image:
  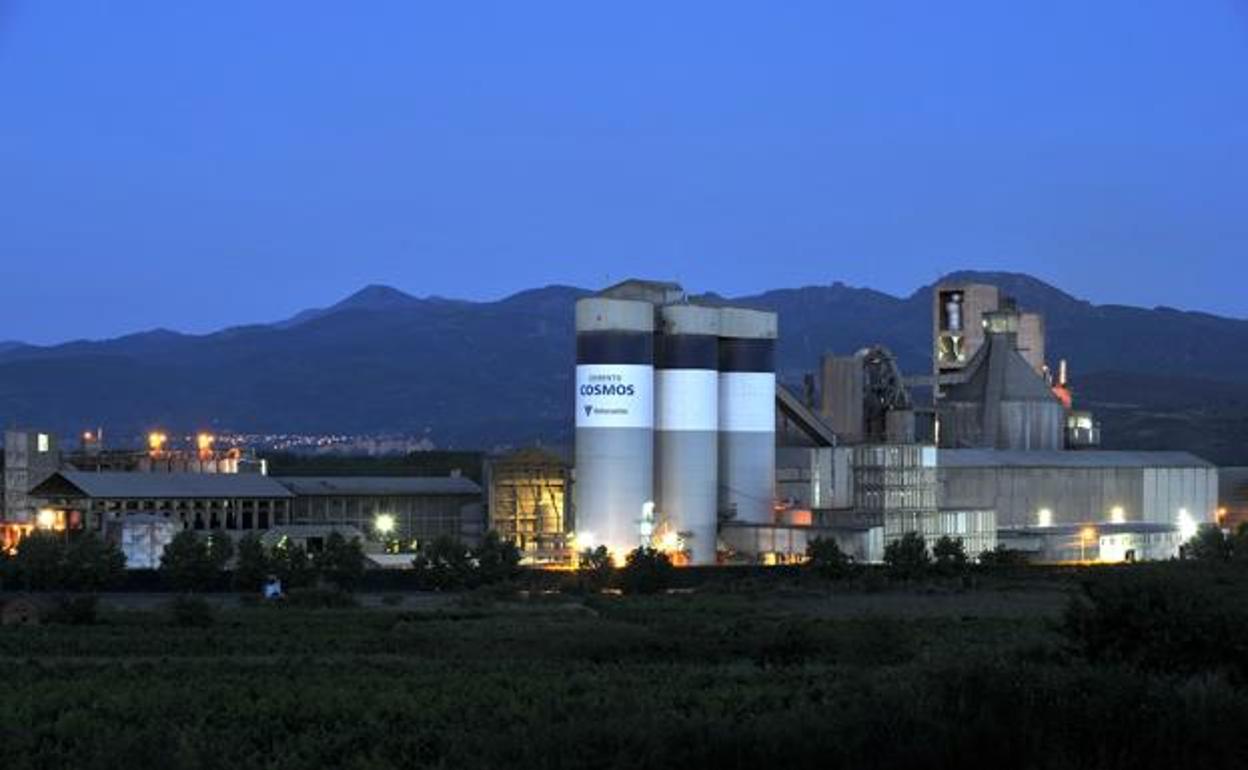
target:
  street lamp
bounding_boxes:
[374,513,396,536]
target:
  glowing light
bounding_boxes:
[1110,506,1126,524]
[147,432,168,453]
[610,550,627,568]
[1081,527,1097,542]
[575,531,596,550]
[658,530,681,552]
[374,514,396,535]
[1038,508,1053,527]
[1178,508,1197,541]
[35,509,57,530]
[196,432,215,457]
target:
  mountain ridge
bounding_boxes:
[1,271,1245,462]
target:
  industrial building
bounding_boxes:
[278,475,483,547]
[574,280,777,565]
[484,448,570,563]
[940,449,1216,561]
[28,471,296,534]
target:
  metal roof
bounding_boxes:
[274,476,481,496]
[938,449,1215,470]
[39,470,295,499]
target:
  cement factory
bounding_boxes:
[0,278,1235,567]
[570,278,1222,566]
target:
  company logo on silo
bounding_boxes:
[580,373,635,418]
[576,365,652,428]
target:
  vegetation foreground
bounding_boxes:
[6,563,1248,769]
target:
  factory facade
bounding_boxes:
[571,278,1222,566]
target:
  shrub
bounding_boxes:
[167,595,216,628]
[1062,569,1248,680]
[269,540,315,589]
[1184,524,1231,562]
[411,536,473,590]
[883,532,930,580]
[160,530,217,592]
[9,531,66,591]
[806,537,853,580]
[233,533,269,592]
[380,594,405,607]
[978,543,1029,568]
[932,536,968,575]
[62,533,126,591]
[619,547,673,595]
[316,532,366,591]
[473,531,521,586]
[578,546,615,592]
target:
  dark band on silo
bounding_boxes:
[656,334,718,370]
[576,331,654,366]
[718,338,775,373]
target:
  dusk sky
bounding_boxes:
[1,1,1246,344]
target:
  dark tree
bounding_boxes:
[62,532,126,591]
[619,547,674,595]
[472,531,521,586]
[883,532,930,580]
[233,533,269,592]
[806,537,853,580]
[411,536,473,590]
[317,531,367,591]
[1183,524,1230,562]
[932,536,968,575]
[578,545,615,592]
[160,530,217,592]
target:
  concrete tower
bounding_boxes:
[717,307,778,525]
[654,304,720,564]
[573,297,656,556]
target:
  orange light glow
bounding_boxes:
[196,432,215,459]
[147,431,168,454]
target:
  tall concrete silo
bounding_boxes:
[654,304,720,564]
[574,297,655,556]
[717,307,778,525]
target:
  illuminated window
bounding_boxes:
[1038,508,1053,527]
[37,434,49,453]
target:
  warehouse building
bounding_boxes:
[278,475,484,548]
[28,470,296,534]
[940,449,1217,561]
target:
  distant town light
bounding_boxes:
[1110,506,1126,524]
[147,431,168,454]
[196,432,215,456]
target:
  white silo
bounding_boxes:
[654,304,720,564]
[573,297,655,558]
[717,307,778,525]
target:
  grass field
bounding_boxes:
[4,569,1248,769]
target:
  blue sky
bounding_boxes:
[1,1,1246,343]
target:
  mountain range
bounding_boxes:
[1,271,1246,464]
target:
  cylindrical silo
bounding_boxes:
[718,307,777,525]
[574,297,655,558]
[654,304,719,565]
